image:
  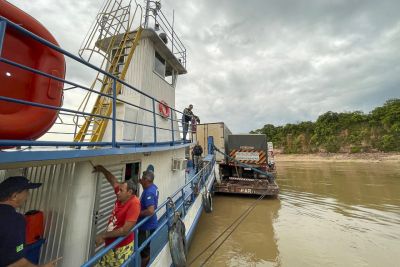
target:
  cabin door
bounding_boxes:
[89,162,141,256]
[125,162,141,196]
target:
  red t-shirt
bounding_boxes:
[105,185,141,248]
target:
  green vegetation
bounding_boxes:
[251,99,400,153]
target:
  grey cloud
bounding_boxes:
[170,0,400,132]
[7,0,400,134]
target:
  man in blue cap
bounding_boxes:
[0,176,60,267]
[138,170,159,267]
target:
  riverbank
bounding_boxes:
[275,152,400,163]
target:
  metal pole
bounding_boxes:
[172,10,174,54]
[171,110,174,144]
[144,0,150,28]
[152,99,157,144]
[0,20,6,56]
[134,229,139,267]
[166,202,172,227]
[208,136,214,155]
[191,180,195,202]
[181,188,185,216]
[112,78,117,147]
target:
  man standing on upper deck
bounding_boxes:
[93,165,141,267]
[138,170,159,267]
[182,104,194,141]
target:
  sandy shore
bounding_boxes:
[275,152,400,163]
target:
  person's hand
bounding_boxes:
[95,234,105,247]
[40,257,62,267]
[93,165,104,173]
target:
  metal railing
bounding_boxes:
[0,15,193,151]
[82,155,216,267]
[144,0,187,68]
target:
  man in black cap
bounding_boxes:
[0,176,60,267]
[182,104,194,141]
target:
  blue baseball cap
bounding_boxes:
[0,176,42,194]
[146,164,155,173]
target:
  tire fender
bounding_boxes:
[202,191,213,213]
[168,212,187,267]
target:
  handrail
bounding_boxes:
[0,14,185,111]
[82,155,216,267]
[0,15,194,150]
[144,1,187,68]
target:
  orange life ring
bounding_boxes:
[0,1,65,142]
[159,100,171,118]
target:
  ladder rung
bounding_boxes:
[76,16,142,144]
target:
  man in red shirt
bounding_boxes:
[93,165,141,267]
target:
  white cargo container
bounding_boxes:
[195,122,232,162]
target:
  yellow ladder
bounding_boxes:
[74,27,143,143]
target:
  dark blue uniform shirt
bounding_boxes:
[0,204,26,266]
[139,184,159,230]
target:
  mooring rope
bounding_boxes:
[188,194,266,266]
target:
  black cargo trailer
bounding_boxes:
[214,133,279,196]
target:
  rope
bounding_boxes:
[199,194,266,266]
[212,145,275,180]
[188,194,266,266]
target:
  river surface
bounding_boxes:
[187,161,400,267]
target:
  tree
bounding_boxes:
[250,98,400,153]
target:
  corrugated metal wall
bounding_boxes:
[0,147,187,265]
[90,163,125,255]
[2,163,77,264]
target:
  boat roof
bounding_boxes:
[96,28,187,75]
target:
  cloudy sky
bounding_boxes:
[8,0,400,133]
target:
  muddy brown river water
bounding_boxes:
[187,161,400,267]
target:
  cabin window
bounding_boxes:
[154,51,166,78]
[154,51,177,86]
[165,67,176,86]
